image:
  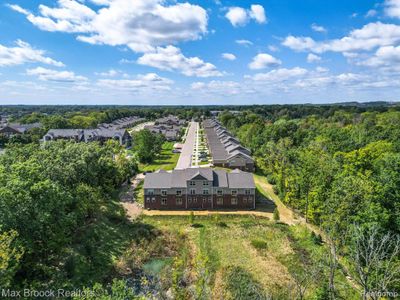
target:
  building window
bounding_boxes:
[217,190,223,196]
[188,197,192,203]
[147,189,154,195]
[151,197,155,203]
[231,190,237,196]
[189,181,196,186]
[203,181,209,186]
[176,198,182,205]
[190,189,196,195]
[231,198,238,205]
[161,198,167,205]
[176,190,182,196]
[203,197,207,203]
[146,197,150,203]
[245,189,251,195]
[193,197,197,203]
[243,197,247,203]
[217,198,223,205]
[203,189,209,195]
[208,198,212,203]
[161,190,167,196]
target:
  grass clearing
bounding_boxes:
[139,141,179,172]
[123,214,359,299]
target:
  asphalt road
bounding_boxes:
[175,121,198,169]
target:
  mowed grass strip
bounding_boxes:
[140,141,180,172]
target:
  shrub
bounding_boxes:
[188,212,194,225]
[251,239,268,250]
[272,186,279,195]
[311,231,323,245]
[273,208,280,221]
[216,222,228,228]
[222,266,269,299]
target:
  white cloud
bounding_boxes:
[311,23,327,33]
[12,0,208,52]
[316,66,329,73]
[119,58,135,64]
[357,45,400,71]
[307,53,321,63]
[236,39,253,46]
[385,0,400,18]
[0,40,64,67]
[191,80,243,95]
[225,7,248,27]
[222,53,236,60]
[248,53,281,70]
[249,5,267,24]
[366,9,378,18]
[95,69,123,77]
[225,4,266,27]
[6,4,29,15]
[268,45,279,52]
[26,67,87,82]
[97,73,172,90]
[283,22,400,54]
[247,67,308,81]
[137,46,222,77]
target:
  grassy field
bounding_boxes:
[111,214,358,299]
[139,141,179,172]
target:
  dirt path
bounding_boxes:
[120,173,144,220]
[253,174,301,226]
[143,209,274,218]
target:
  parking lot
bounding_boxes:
[175,121,198,169]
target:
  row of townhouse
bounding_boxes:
[43,128,131,145]
[42,115,146,145]
[203,119,255,172]
[145,115,187,141]
[143,168,256,210]
[98,116,145,130]
[0,122,42,137]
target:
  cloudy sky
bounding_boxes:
[1,0,400,105]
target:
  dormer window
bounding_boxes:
[189,181,196,186]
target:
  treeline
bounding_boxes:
[220,109,400,234]
[220,108,400,295]
[0,141,137,289]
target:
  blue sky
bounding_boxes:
[0,0,400,105]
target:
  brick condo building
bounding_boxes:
[143,168,256,210]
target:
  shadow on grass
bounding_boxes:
[66,200,157,288]
[255,187,276,213]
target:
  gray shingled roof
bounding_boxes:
[143,167,255,189]
[227,170,255,188]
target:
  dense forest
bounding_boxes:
[0,141,136,290]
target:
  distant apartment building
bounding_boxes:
[203,119,254,172]
[145,115,186,141]
[42,115,145,146]
[0,123,42,137]
[144,168,256,210]
[43,128,131,145]
[98,116,145,130]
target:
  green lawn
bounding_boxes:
[139,141,179,172]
